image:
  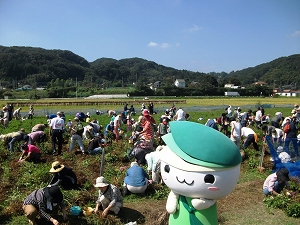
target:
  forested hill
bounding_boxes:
[218,54,300,88]
[0,45,299,89]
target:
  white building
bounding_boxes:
[174,79,186,88]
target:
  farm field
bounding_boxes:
[0,97,299,225]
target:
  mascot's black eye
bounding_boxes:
[204,174,215,184]
[164,165,170,173]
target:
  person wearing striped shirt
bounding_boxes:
[23,186,67,225]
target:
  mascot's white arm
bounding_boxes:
[191,198,216,210]
[166,191,179,214]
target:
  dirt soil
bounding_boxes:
[0,145,294,225]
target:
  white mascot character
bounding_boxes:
[160,121,241,225]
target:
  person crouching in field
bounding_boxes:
[49,161,78,190]
[23,186,67,225]
[263,168,290,196]
[94,176,123,218]
[18,143,41,163]
[123,161,149,196]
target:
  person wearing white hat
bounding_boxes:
[277,146,291,163]
[94,176,123,218]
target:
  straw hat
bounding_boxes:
[49,161,65,173]
[94,176,109,187]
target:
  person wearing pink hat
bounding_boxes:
[143,109,156,125]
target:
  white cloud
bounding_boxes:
[290,30,300,37]
[147,41,179,49]
[147,42,158,47]
[161,43,170,48]
[186,25,201,33]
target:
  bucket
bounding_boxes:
[70,206,82,216]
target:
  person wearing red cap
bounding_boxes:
[143,109,156,125]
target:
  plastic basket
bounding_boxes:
[70,206,82,216]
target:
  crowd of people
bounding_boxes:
[1,101,299,224]
[204,104,300,158]
[203,104,300,198]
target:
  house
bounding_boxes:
[224,84,234,88]
[16,85,32,91]
[190,81,199,85]
[149,81,162,90]
[224,83,241,89]
[252,81,268,86]
[174,79,186,88]
[275,90,300,97]
[153,81,161,88]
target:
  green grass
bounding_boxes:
[0,97,299,225]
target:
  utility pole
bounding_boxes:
[76,77,78,98]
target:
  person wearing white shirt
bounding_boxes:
[174,107,186,121]
[241,126,259,151]
[254,107,262,129]
[50,112,65,155]
[230,117,242,148]
[113,114,123,142]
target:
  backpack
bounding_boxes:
[283,123,290,133]
[73,123,84,136]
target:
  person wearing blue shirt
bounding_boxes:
[205,118,218,130]
[123,162,149,195]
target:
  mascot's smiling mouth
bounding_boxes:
[176,176,194,185]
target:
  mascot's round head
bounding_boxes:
[160,121,241,199]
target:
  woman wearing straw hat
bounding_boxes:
[23,186,67,225]
[94,176,123,218]
[49,161,77,190]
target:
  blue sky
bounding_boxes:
[0,0,299,73]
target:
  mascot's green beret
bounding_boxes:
[162,121,241,168]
